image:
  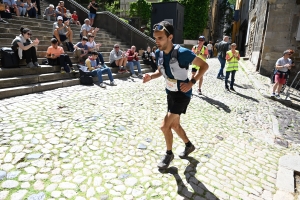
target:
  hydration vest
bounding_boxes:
[225,50,239,71]
[158,44,189,81]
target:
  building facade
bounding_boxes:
[245,0,300,82]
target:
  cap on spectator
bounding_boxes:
[57,16,63,21]
[199,36,205,40]
[51,38,58,44]
[49,4,54,8]
[73,11,76,13]
[82,36,88,41]
[114,44,119,48]
[84,18,90,22]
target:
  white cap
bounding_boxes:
[57,16,63,21]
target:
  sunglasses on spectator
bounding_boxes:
[27,33,32,36]
[153,24,170,35]
[114,47,119,48]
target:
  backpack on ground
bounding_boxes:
[65,42,74,52]
[78,64,93,85]
[1,47,20,68]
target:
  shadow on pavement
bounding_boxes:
[159,157,219,200]
[231,91,259,103]
[193,94,231,113]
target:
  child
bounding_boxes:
[66,10,72,21]
[71,11,81,26]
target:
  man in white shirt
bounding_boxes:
[80,18,99,39]
[207,41,213,58]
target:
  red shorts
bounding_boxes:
[275,73,286,84]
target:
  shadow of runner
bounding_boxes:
[159,157,219,200]
[231,91,259,102]
[193,94,231,113]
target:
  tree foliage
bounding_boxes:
[179,0,210,39]
[129,0,151,24]
[228,0,236,6]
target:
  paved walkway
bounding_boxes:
[0,58,299,200]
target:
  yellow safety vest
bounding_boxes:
[192,45,206,70]
[225,50,239,71]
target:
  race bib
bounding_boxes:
[166,78,178,92]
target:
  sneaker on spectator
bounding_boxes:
[60,67,66,73]
[33,62,39,67]
[131,74,138,78]
[110,81,117,86]
[118,70,123,74]
[99,83,106,88]
[71,67,75,73]
[27,62,35,68]
[275,94,281,99]
[138,73,143,77]
[157,153,174,170]
[271,93,275,97]
[178,145,195,158]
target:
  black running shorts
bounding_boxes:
[167,92,191,115]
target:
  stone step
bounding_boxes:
[0,44,128,52]
[0,33,118,42]
[0,68,152,99]
[0,63,151,78]
[0,38,124,46]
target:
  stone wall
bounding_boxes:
[247,0,300,84]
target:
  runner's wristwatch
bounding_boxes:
[191,79,196,84]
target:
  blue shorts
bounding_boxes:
[53,34,67,42]
[89,13,96,19]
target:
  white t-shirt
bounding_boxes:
[86,41,96,48]
[81,24,92,33]
[276,57,292,72]
[207,44,212,50]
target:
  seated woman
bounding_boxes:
[86,33,105,66]
[11,27,39,68]
[26,0,38,18]
[16,0,27,17]
[46,38,75,73]
[142,46,157,72]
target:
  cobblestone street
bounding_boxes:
[0,58,299,200]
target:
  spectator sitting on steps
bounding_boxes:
[73,36,89,63]
[16,0,27,17]
[11,27,40,68]
[3,0,20,16]
[86,33,105,66]
[86,51,117,88]
[53,16,73,46]
[65,10,71,21]
[46,38,75,73]
[80,18,99,39]
[56,1,68,21]
[126,45,142,78]
[26,0,38,18]
[71,11,81,26]
[44,4,56,21]
[142,46,157,72]
[109,44,128,74]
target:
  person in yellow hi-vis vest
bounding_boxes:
[191,36,208,95]
[225,43,240,92]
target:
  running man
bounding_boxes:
[143,21,209,170]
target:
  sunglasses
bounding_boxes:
[153,24,170,35]
[114,47,119,48]
[27,33,32,36]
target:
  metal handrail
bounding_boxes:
[285,71,300,100]
[66,0,89,14]
[97,11,155,44]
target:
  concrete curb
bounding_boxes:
[274,155,300,200]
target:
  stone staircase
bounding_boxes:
[0,1,152,99]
